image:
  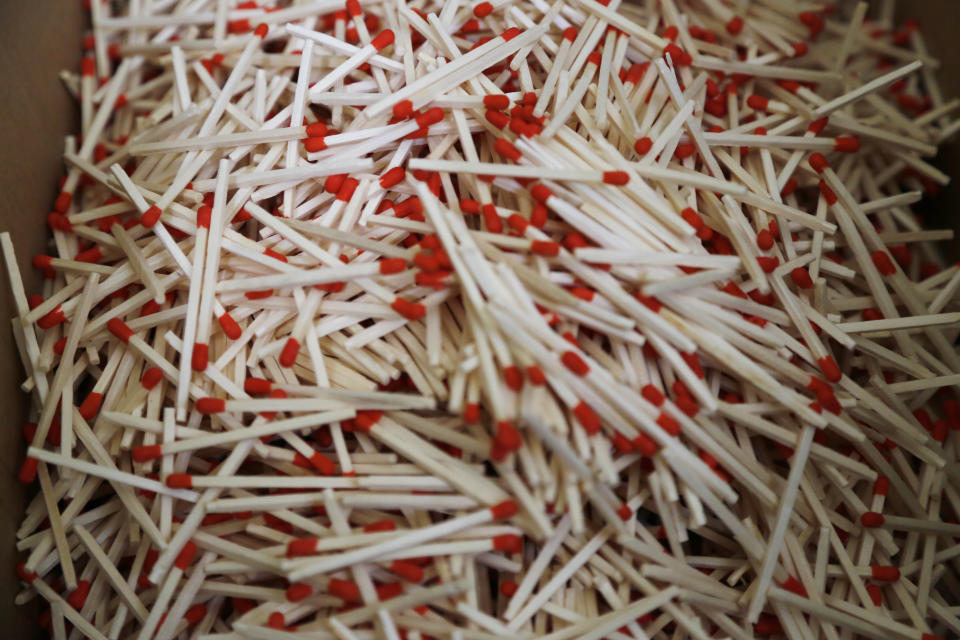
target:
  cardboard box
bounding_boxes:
[1,3,84,637]
[0,2,955,637]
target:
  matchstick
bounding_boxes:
[4,1,960,639]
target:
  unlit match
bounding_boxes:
[4,1,960,639]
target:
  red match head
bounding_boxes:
[174,541,198,570]
[492,534,522,553]
[490,500,518,519]
[196,397,226,414]
[166,473,193,489]
[287,538,319,557]
[132,444,162,463]
[860,511,885,528]
[286,583,314,602]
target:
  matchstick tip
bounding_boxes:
[107,317,134,343]
[833,136,859,153]
[602,170,629,186]
[191,342,209,371]
[32,255,53,270]
[196,397,226,414]
[641,385,665,407]
[663,43,691,66]
[285,583,314,602]
[392,100,414,120]
[244,377,273,395]
[807,117,829,135]
[817,179,838,205]
[870,566,900,581]
[74,246,103,264]
[483,94,511,111]
[481,203,502,233]
[185,604,207,625]
[328,578,361,602]
[657,412,682,436]
[725,16,744,35]
[816,356,842,383]
[78,392,104,420]
[217,312,242,339]
[141,366,164,390]
[873,476,890,496]
[530,184,553,203]
[495,420,522,451]
[379,166,405,189]
[493,139,521,162]
[17,457,39,484]
[860,511,885,528]
[490,500,518,519]
[363,519,396,533]
[500,27,521,42]
[279,338,301,367]
[572,401,601,435]
[309,451,336,475]
[612,432,633,454]
[492,534,522,553]
[371,29,394,51]
[530,204,548,228]
[463,403,480,424]
[809,153,830,173]
[166,473,193,489]
[287,538,320,557]
[47,213,72,232]
[507,213,529,234]
[530,240,560,258]
[354,409,383,432]
[260,388,286,420]
[870,251,896,276]
[790,267,814,289]
[196,205,212,229]
[503,365,523,391]
[132,444,162,462]
[336,178,360,202]
[632,433,659,457]
[781,177,798,197]
[54,190,72,213]
[391,298,426,321]
[304,122,327,138]
[560,351,590,377]
[174,541,198,570]
[755,229,775,251]
[15,563,37,584]
[141,205,162,227]
[473,1,493,18]
[304,136,327,153]
[390,560,425,582]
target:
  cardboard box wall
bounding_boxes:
[0,1,956,637]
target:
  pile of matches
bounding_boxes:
[7,0,960,637]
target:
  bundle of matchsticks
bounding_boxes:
[4,0,960,637]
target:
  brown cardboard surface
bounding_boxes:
[0,2,956,637]
[0,2,84,636]
[895,2,960,258]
